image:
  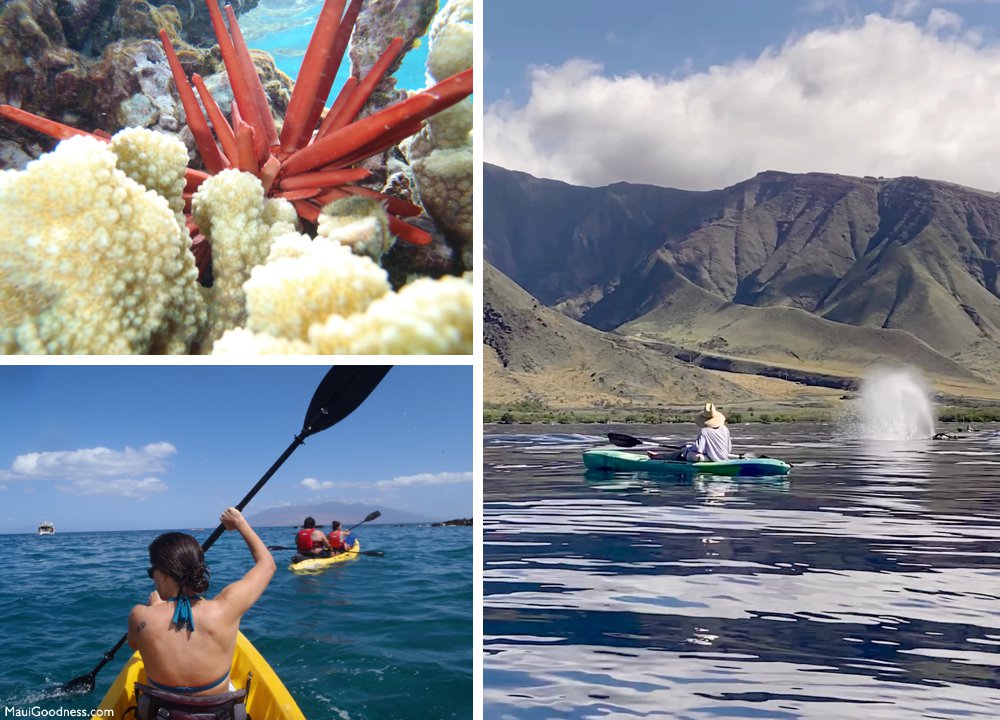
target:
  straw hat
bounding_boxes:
[698,402,726,429]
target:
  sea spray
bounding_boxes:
[847,367,936,440]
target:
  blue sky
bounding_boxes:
[0,365,472,533]
[485,0,1000,191]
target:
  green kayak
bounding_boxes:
[583,448,791,477]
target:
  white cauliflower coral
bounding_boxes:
[426,0,473,84]
[210,232,472,355]
[192,170,296,344]
[210,327,311,355]
[242,233,390,342]
[0,133,205,354]
[309,274,474,354]
[110,128,188,222]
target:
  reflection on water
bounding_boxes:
[484,423,1000,719]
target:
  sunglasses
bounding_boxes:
[147,566,156,579]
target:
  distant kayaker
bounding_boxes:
[680,402,733,462]
[127,507,275,719]
[328,520,352,553]
[293,516,332,563]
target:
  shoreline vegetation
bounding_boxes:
[484,399,1000,425]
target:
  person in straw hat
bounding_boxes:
[680,402,732,462]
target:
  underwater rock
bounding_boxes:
[147,0,260,47]
[317,196,394,264]
[349,0,437,114]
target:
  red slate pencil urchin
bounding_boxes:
[0,0,473,267]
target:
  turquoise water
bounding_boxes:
[485,424,1000,719]
[0,524,471,719]
[239,0,432,89]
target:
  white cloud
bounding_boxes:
[298,471,474,492]
[57,477,167,499]
[5,443,175,480]
[485,13,1000,191]
[0,443,174,499]
[301,477,336,491]
[375,471,473,488]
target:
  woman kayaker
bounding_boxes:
[680,402,732,462]
[327,520,352,553]
[127,507,275,719]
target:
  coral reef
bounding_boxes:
[0,133,205,353]
[0,0,475,355]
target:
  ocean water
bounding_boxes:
[484,423,1000,719]
[0,523,471,719]
[239,0,432,89]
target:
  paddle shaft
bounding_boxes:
[607,432,682,450]
[61,366,390,694]
[202,432,306,551]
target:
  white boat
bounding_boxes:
[37,521,55,536]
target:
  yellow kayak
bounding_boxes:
[90,631,305,720]
[289,540,361,574]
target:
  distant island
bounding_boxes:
[248,501,433,527]
[432,518,473,526]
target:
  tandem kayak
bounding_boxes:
[583,448,791,476]
[289,540,361,573]
[91,631,305,720]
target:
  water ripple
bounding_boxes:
[485,422,1000,719]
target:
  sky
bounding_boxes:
[485,0,1000,191]
[0,365,472,533]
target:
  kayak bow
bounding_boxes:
[289,540,361,574]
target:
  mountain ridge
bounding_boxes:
[484,163,1000,400]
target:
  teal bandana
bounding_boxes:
[167,596,196,632]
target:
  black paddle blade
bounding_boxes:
[360,550,384,557]
[302,366,391,438]
[608,432,643,448]
[364,510,381,523]
[57,672,95,695]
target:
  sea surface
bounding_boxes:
[0,524,471,719]
[484,422,1000,719]
[239,0,431,89]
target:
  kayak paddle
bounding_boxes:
[57,365,391,696]
[607,432,681,449]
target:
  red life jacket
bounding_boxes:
[328,530,348,550]
[296,528,323,552]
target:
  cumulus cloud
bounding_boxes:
[301,477,336,491]
[375,471,473,488]
[485,12,1000,191]
[6,443,175,480]
[0,443,174,499]
[298,471,473,491]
